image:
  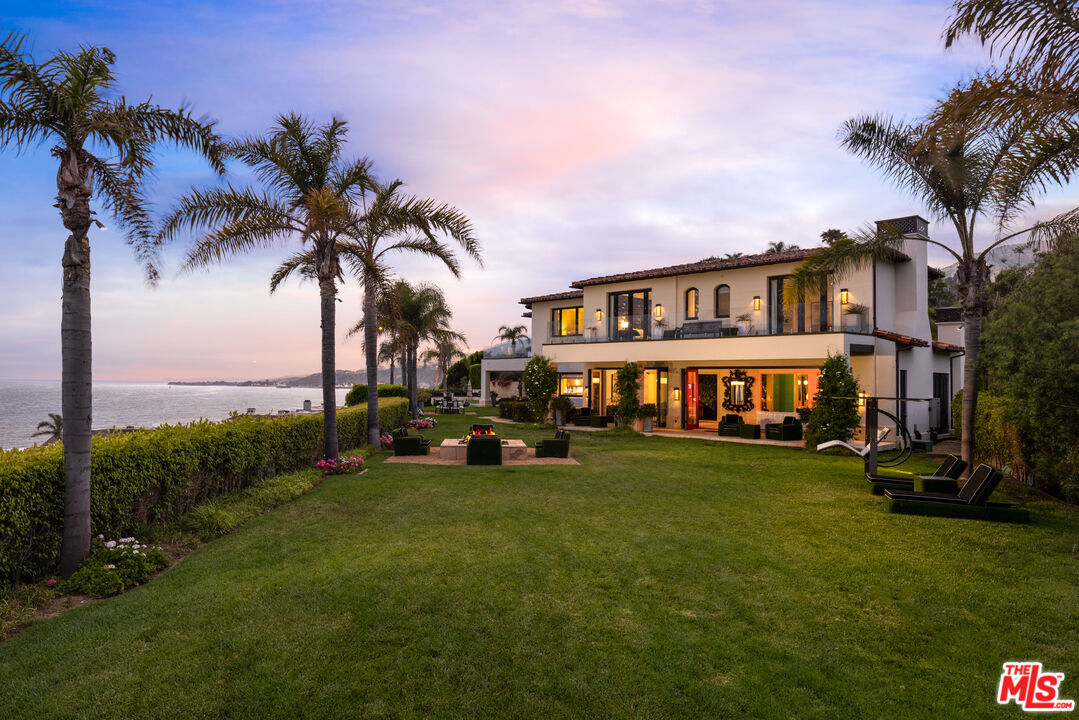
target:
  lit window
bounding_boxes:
[552,307,583,336]
[686,288,699,320]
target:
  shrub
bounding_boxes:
[0,399,409,585]
[523,355,559,422]
[803,352,861,449]
[469,363,482,389]
[511,402,535,423]
[345,384,411,406]
[65,537,169,597]
[638,403,657,419]
[613,362,641,427]
[315,456,366,476]
[952,389,963,442]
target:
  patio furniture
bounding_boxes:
[765,416,802,441]
[589,414,608,428]
[573,408,592,427]
[536,429,571,458]
[393,429,431,456]
[738,422,760,439]
[867,454,966,495]
[883,464,1029,522]
[466,435,503,465]
[718,414,741,437]
[470,423,495,435]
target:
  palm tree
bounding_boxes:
[161,114,373,462]
[0,36,224,576]
[421,329,467,398]
[337,178,479,442]
[393,282,456,417]
[789,75,1079,467]
[724,251,744,259]
[379,339,402,385]
[765,241,800,254]
[496,324,528,355]
[31,413,63,445]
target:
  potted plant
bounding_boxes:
[843,302,869,331]
[638,403,657,432]
[736,311,754,335]
[551,394,575,427]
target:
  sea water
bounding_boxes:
[0,380,349,450]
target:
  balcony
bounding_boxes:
[483,341,531,359]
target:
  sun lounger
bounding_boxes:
[817,427,892,455]
[867,454,965,495]
[882,464,1029,522]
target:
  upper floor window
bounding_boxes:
[686,288,699,320]
[714,284,730,318]
[552,306,583,336]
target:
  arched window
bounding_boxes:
[715,284,730,318]
[686,288,699,320]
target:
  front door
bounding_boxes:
[686,368,699,429]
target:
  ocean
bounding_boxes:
[0,380,349,450]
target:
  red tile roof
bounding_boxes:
[873,329,930,348]
[933,340,963,352]
[519,290,584,307]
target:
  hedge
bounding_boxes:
[345,383,410,406]
[0,398,408,586]
[469,364,481,389]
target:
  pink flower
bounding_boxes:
[46,579,57,586]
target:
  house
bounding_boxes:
[514,215,962,436]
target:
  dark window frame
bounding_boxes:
[551,306,583,337]
[714,284,730,319]
[685,287,699,320]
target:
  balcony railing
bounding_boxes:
[483,343,532,359]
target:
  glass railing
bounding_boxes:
[482,343,532,359]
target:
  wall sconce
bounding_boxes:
[654,304,663,319]
[595,309,603,322]
[857,392,866,409]
[840,288,849,305]
[591,375,600,384]
[753,296,761,311]
[673,388,681,401]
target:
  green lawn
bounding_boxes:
[2,410,1077,719]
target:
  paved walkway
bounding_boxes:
[642,429,804,448]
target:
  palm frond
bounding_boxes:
[944,0,1079,77]
[786,225,908,305]
[159,185,299,243]
[181,215,296,271]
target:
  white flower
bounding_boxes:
[132,550,139,554]
[97,534,104,539]
[106,564,115,569]
[119,537,135,543]
[105,541,116,548]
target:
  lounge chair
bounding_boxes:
[536,429,570,458]
[867,454,966,495]
[573,408,592,427]
[765,416,802,441]
[393,428,430,456]
[718,414,741,437]
[466,435,502,465]
[817,427,892,455]
[882,464,1029,522]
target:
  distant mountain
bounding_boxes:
[170,365,440,388]
[940,242,1037,280]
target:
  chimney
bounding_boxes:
[875,215,929,237]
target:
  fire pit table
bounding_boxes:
[439,437,528,462]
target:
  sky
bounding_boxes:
[1,0,1076,381]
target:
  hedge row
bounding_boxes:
[0,398,409,585]
[344,383,409,406]
[497,400,535,423]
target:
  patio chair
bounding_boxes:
[573,408,592,427]
[589,414,609,428]
[866,454,966,495]
[466,435,502,465]
[536,429,571,458]
[765,416,802,441]
[718,414,741,437]
[393,430,430,456]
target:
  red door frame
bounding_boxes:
[686,368,699,430]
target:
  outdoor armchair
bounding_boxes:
[393,432,431,456]
[466,435,503,465]
[718,414,741,437]
[765,416,802,441]
[536,429,571,458]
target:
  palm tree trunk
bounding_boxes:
[409,342,419,418]
[319,276,339,460]
[389,357,395,385]
[363,271,380,447]
[57,169,93,579]
[957,258,989,471]
[443,360,449,399]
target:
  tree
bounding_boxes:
[982,235,1079,501]
[765,241,800,253]
[162,114,369,463]
[788,74,1079,467]
[522,355,558,423]
[802,353,862,449]
[31,413,63,445]
[421,329,466,398]
[390,280,455,417]
[446,349,483,393]
[495,324,529,354]
[337,178,479,443]
[613,362,642,428]
[0,36,224,576]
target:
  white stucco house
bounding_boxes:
[516,216,963,436]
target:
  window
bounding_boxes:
[608,289,651,340]
[768,276,832,334]
[551,307,582,336]
[685,288,699,320]
[714,284,730,318]
[761,372,811,412]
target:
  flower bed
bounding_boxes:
[315,456,366,476]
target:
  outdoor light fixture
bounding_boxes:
[840,288,849,305]
[591,375,600,384]
[93,219,107,230]
[654,304,663,319]
[595,309,603,322]
[857,392,866,409]
[673,388,681,401]
[753,296,761,311]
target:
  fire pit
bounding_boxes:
[469,423,496,436]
